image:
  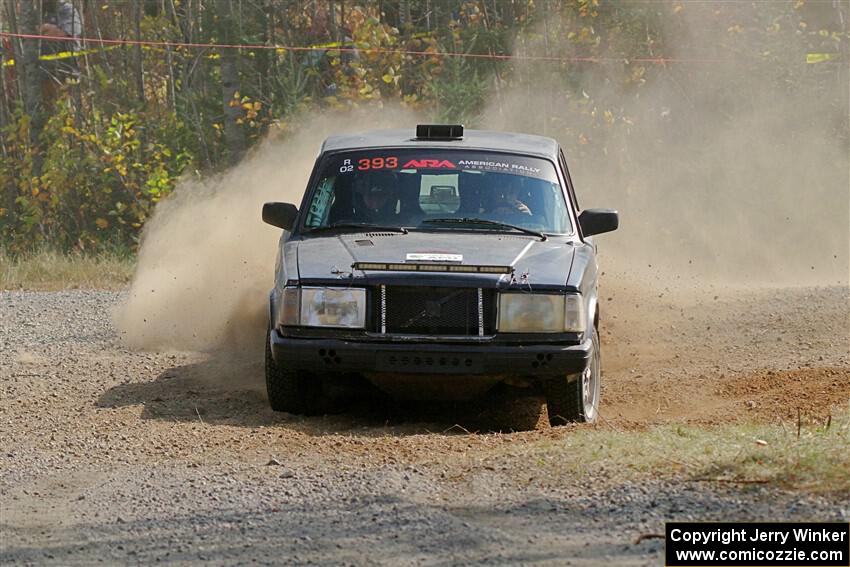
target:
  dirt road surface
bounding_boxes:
[1,282,848,566]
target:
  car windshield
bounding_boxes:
[301,150,572,235]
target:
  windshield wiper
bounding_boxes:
[422,218,547,241]
[308,222,408,234]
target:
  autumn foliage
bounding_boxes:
[0,1,845,253]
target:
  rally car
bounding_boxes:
[262,124,618,425]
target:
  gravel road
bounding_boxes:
[1,285,848,566]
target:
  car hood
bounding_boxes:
[295,231,578,289]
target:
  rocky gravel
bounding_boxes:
[1,287,848,566]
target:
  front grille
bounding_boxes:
[376,286,496,336]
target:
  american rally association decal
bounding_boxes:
[337,155,549,178]
[457,160,541,175]
[406,253,463,263]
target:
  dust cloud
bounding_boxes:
[117,4,848,358]
[113,108,422,353]
[482,4,849,289]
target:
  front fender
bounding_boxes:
[269,235,299,329]
[565,243,599,339]
[586,293,598,336]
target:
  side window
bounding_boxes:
[559,149,580,211]
[305,177,335,227]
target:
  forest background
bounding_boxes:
[0,0,846,257]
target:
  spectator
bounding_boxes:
[41,0,82,83]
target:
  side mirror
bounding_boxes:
[262,202,298,231]
[578,208,619,237]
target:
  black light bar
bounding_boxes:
[353,261,511,274]
[415,124,464,140]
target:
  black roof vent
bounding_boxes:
[415,124,464,140]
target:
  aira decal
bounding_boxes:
[402,159,456,169]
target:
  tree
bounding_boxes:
[218,0,245,166]
[19,0,44,176]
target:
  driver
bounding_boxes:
[352,171,399,223]
[490,176,532,217]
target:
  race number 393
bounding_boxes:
[337,156,399,173]
[665,522,849,567]
[357,156,398,170]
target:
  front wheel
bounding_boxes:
[544,327,601,426]
[265,328,323,415]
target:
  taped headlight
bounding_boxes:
[278,287,366,328]
[498,293,585,333]
[300,287,366,328]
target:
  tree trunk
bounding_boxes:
[838,1,849,147]
[20,0,45,177]
[135,0,145,103]
[256,0,271,102]
[399,0,411,29]
[218,0,245,166]
[328,0,338,41]
[0,0,19,129]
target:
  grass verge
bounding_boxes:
[0,249,135,290]
[525,407,850,493]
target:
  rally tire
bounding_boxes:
[544,327,601,426]
[265,328,323,415]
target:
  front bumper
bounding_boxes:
[270,330,592,378]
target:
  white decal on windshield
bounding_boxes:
[406,253,463,263]
[457,160,541,175]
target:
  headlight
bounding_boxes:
[498,292,585,333]
[302,287,366,328]
[278,286,366,329]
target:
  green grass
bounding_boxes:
[526,408,850,493]
[0,248,135,290]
